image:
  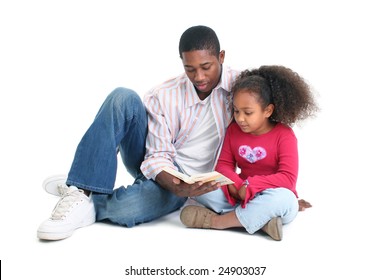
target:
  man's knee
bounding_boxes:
[108,87,141,103]
[103,87,144,117]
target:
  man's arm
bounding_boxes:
[141,90,180,180]
[155,171,219,197]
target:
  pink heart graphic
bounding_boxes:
[238,145,267,163]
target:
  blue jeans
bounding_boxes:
[66,87,187,227]
[195,188,299,234]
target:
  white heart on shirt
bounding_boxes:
[238,145,267,163]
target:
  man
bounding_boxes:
[37,25,239,240]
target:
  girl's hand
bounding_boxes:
[238,185,247,201]
[227,183,248,201]
[227,184,241,201]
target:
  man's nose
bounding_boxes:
[194,70,206,81]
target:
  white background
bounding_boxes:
[1,0,389,279]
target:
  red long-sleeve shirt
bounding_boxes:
[215,122,298,208]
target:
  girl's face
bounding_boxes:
[233,90,274,135]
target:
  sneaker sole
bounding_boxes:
[37,230,74,241]
[37,210,96,241]
[42,174,67,196]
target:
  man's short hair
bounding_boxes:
[179,25,220,58]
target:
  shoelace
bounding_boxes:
[50,186,86,220]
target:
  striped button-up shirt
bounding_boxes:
[141,66,239,180]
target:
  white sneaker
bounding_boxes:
[42,174,68,196]
[37,178,96,240]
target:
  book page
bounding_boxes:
[163,167,234,185]
[162,167,195,183]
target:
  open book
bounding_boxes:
[163,167,234,185]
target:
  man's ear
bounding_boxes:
[219,50,225,64]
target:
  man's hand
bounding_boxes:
[155,171,219,197]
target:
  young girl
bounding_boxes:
[180,65,318,241]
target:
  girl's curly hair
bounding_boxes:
[232,65,319,126]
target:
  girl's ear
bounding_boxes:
[265,104,274,117]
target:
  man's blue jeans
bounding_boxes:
[66,87,187,227]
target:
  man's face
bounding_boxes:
[181,50,225,96]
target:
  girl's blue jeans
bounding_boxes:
[195,187,299,234]
[66,87,187,227]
